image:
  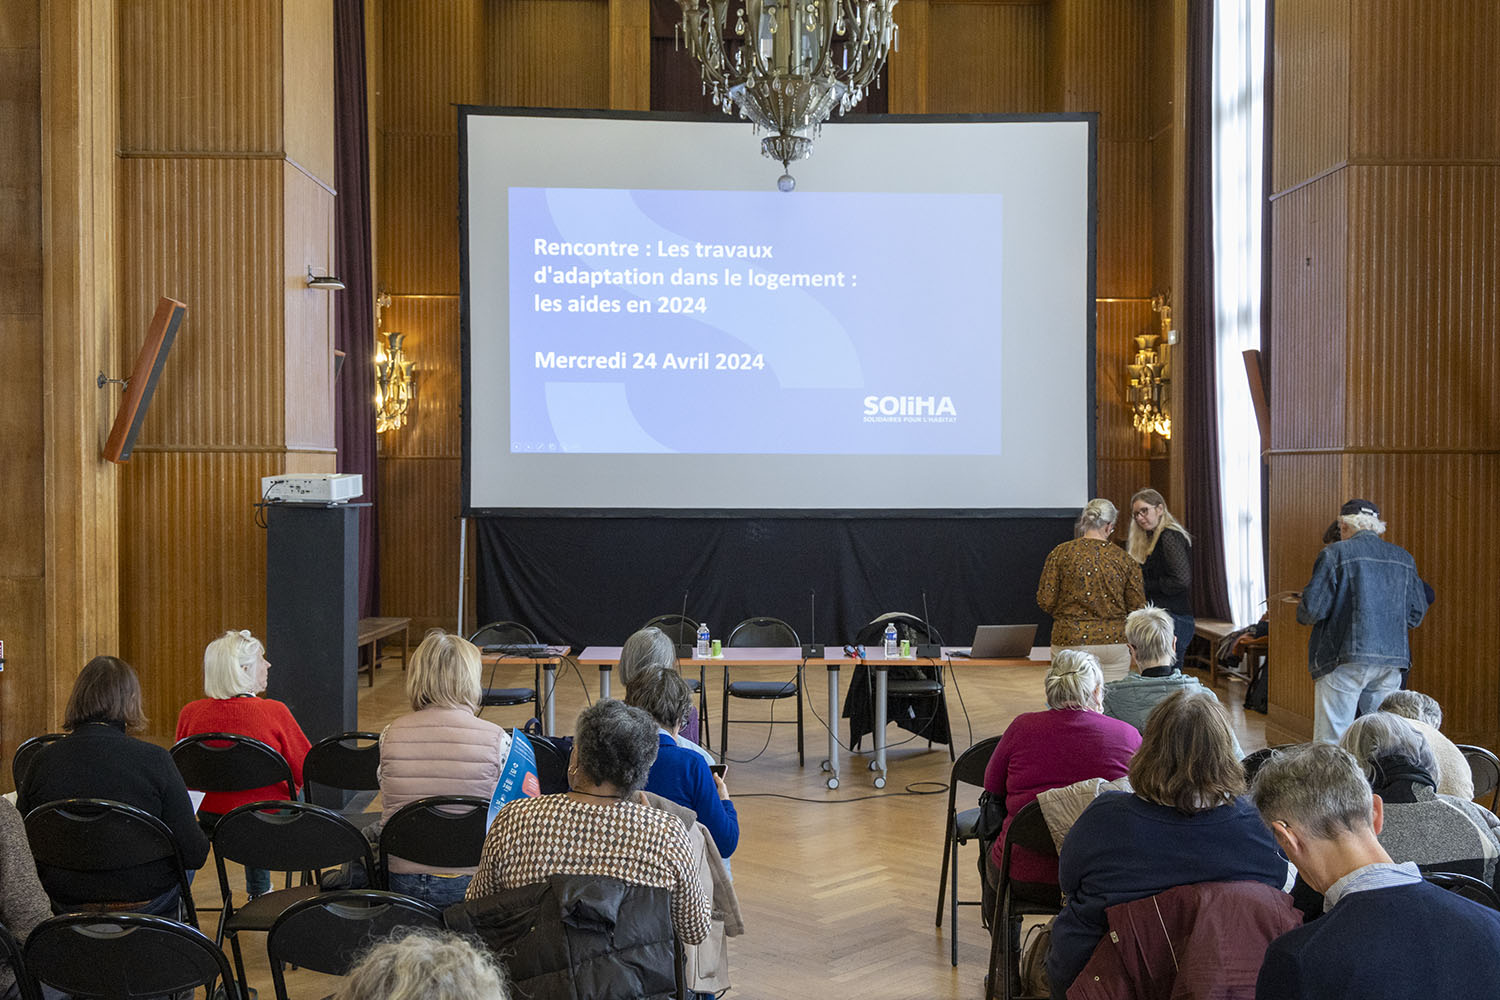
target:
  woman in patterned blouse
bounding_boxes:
[1036,498,1146,681]
[466,699,712,945]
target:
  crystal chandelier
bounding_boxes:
[1128,294,1173,438]
[375,331,415,434]
[675,0,899,189]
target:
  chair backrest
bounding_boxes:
[303,731,382,795]
[643,614,701,648]
[10,733,65,791]
[855,612,943,646]
[529,734,572,795]
[469,621,539,647]
[211,800,374,886]
[378,795,489,887]
[726,617,800,648]
[170,732,295,800]
[952,735,1002,790]
[23,797,197,924]
[1240,744,1295,782]
[1423,870,1500,911]
[0,920,39,1000]
[267,889,444,997]
[25,912,239,999]
[997,799,1057,894]
[1457,744,1500,808]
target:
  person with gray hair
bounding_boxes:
[1102,606,1243,757]
[1377,690,1472,800]
[467,700,711,946]
[1337,712,1500,885]
[1251,742,1500,1000]
[980,649,1141,912]
[619,626,713,765]
[627,669,740,860]
[1037,498,1146,681]
[332,928,509,1000]
[1295,498,1429,743]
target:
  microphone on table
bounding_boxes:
[802,589,824,659]
[917,591,942,658]
[674,590,694,658]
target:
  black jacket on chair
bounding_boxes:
[446,874,678,1000]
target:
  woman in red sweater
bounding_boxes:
[176,628,312,898]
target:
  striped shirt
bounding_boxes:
[468,793,712,943]
[1323,860,1422,911]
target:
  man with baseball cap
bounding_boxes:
[1296,499,1429,743]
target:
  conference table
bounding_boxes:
[577,645,1038,789]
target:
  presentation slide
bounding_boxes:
[462,111,1094,513]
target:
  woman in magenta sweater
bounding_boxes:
[176,628,312,898]
[982,649,1141,904]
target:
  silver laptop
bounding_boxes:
[954,624,1038,659]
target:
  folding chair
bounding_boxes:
[169,732,297,823]
[211,799,376,1000]
[303,730,382,827]
[266,889,444,1000]
[1457,744,1500,812]
[10,733,65,792]
[852,613,954,760]
[24,797,200,928]
[644,613,710,752]
[1423,870,1500,911]
[377,795,489,889]
[25,912,239,1000]
[0,920,40,1000]
[936,734,1002,966]
[985,800,1062,1000]
[469,621,544,720]
[723,617,803,766]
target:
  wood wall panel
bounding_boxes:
[1346,166,1500,451]
[282,0,336,186]
[377,134,460,295]
[885,0,929,114]
[378,457,465,625]
[0,318,44,578]
[1349,0,1500,162]
[379,297,462,459]
[0,41,42,314]
[1096,140,1153,296]
[117,157,284,449]
[1046,0,1148,141]
[1269,171,1347,452]
[377,0,485,135]
[608,0,649,110]
[117,0,283,154]
[925,2,1046,114]
[489,0,610,109]
[283,162,337,453]
[1271,0,1348,191]
[1095,299,1155,462]
[119,451,281,734]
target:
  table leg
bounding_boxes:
[824,664,841,789]
[872,663,888,789]
[599,664,612,701]
[542,662,557,735]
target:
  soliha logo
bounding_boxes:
[862,394,958,422]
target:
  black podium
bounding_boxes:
[265,503,359,789]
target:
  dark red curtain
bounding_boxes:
[333,0,378,618]
[1182,0,1232,622]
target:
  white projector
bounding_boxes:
[260,473,364,504]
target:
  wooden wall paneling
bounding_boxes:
[283,162,338,454]
[1268,171,1347,452]
[117,158,285,450]
[1046,0,1149,140]
[378,457,465,625]
[379,297,462,459]
[1345,166,1500,451]
[924,2,1046,114]
[41,0,120,742]
[377,134,460,294]
[885,0,928,114]
[282,0,336,186]
[116,0,283,154]
[608,0,648,110]
[377,0,486,135]
[1270,0,1348,192]
[119,451,282,735]
[489,0,610,110]
[1096,140,1153,296]
[1095,300,1154,510]
[1348,0,1500,162]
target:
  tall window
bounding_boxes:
[1212,0,1267,626]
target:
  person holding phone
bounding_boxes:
[627,669,740,861]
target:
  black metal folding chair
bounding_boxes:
[1423,870,1500,911]
[303,730,382,826]
[1457,744,1500,812]
[985,800,1062,1000]
[0,920,40,1000]
[723,617,804,765]
[25,912,239,999]
[266,889,444,1000]
[469,621,544,720]
[936,734,1002,966]
[644,613,710,752]
[10,733,65,792]
[377,795,489,889]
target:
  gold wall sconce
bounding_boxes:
[1128,293,1173,438]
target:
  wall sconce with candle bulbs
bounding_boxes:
[373,288,416,433]
[1128,293,1173,439]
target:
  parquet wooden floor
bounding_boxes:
[201,653,1265,999]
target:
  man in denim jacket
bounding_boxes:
[1297,499,1429,743]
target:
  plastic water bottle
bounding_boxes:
[883,622,898,658]
[696,622,711,658]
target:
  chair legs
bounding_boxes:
[718,666,803,766]
[795,667,805,766]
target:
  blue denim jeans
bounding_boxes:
[1169,613,1195,671]
[387,871,472,908]
[1314,663,1403,743]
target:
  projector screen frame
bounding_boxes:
[458,105,1097,519]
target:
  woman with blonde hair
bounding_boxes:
[376,629,512,905]
[1126,487,1194,668]
[177,629,312,899]
[1047,689,1289,995]
[1036,498,1146,680]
